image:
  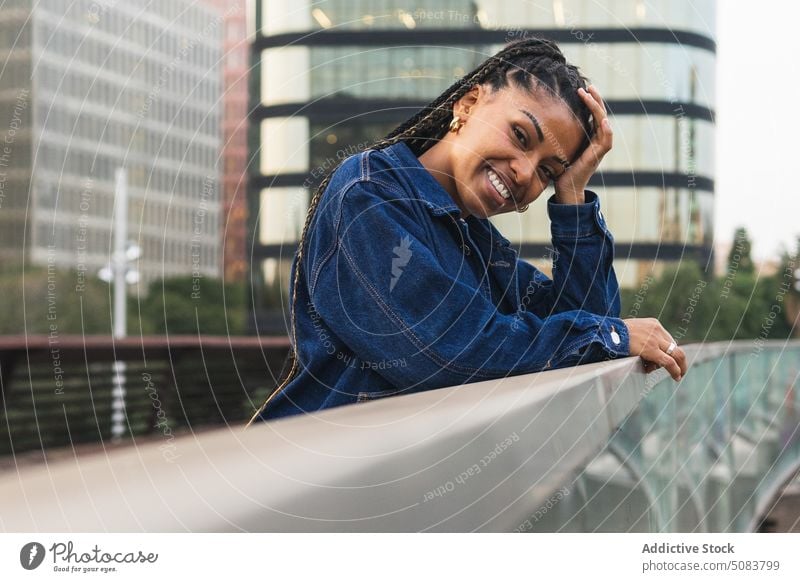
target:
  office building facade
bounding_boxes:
[208,0,249,283]
[0,0,223,284]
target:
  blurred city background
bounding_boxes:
[0,0,799,532]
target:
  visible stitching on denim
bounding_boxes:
[551,228,600,239]
[308,178,364,295]
[338,195,583,375]
[381,145,461,215]
[457,224,492,303]
[550,330,598,367]
[307,172,417,294]
[311,176,426,296]
[357,388,406,402]
[361,150,371,181]
[367,177,448,256]
[510,257,521,310]
[338,236,521,378]
[469,218,512,248]
[318,181,582,377]
[339,242,501,377]
[361,178,463,245]
[307,209,340,295]
[549,197,604,239]
[369,177,412,202]
[372,177,460,218]
[549,231,616,311]
[383,142,402,167]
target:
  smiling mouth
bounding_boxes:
[486,166,513,207]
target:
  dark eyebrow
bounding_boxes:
[519,109,570,169]
[519,109,544,142]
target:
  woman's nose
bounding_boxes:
[510,156,535,191]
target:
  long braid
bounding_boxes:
[247,37,592,426]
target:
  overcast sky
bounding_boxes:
[715,1,800,261]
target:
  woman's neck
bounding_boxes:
[417,141,468,218]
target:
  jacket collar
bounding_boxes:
[383,141,462,217]
[383,141,513,249]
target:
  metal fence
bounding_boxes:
[0,335,290,456]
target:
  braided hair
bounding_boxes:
[247,37,594,426]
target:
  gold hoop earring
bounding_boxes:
[516,204,529,213]
[449,116,465,133]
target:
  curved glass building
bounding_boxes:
[249,0,716,329]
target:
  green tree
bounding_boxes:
[620,226,797,343]
[0,264,114,335]
[726,226,755,275]
[134,276,246,335]
[621,260,715,343]
[776,235,800,337]
[0,264,248,337]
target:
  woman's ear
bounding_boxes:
[453,84,483,119]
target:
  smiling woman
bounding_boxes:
[248,37,688,424]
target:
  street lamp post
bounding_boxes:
[99,168,141,442]
[113,167,128,340]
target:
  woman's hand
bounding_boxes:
[621,318,689,381]
[553,85,613,205]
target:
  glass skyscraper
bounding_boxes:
[0,0,223,284]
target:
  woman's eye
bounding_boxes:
[513,126,527,147]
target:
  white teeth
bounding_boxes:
[487,169,510,199]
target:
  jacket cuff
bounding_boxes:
[565,315,630,367]
[602,316,630,358]
[547,190,609,239]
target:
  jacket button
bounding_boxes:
[610,325,621,345]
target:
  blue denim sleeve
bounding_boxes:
[513,190,630,362]
[307,180,630,392]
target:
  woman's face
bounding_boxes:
[431,82,586,219]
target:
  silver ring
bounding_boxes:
[665,341,677,356]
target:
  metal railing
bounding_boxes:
[0,340,798,532]
[0,335,290,456]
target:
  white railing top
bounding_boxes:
[1,340,797,532]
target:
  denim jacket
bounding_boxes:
[252,140,630,422]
